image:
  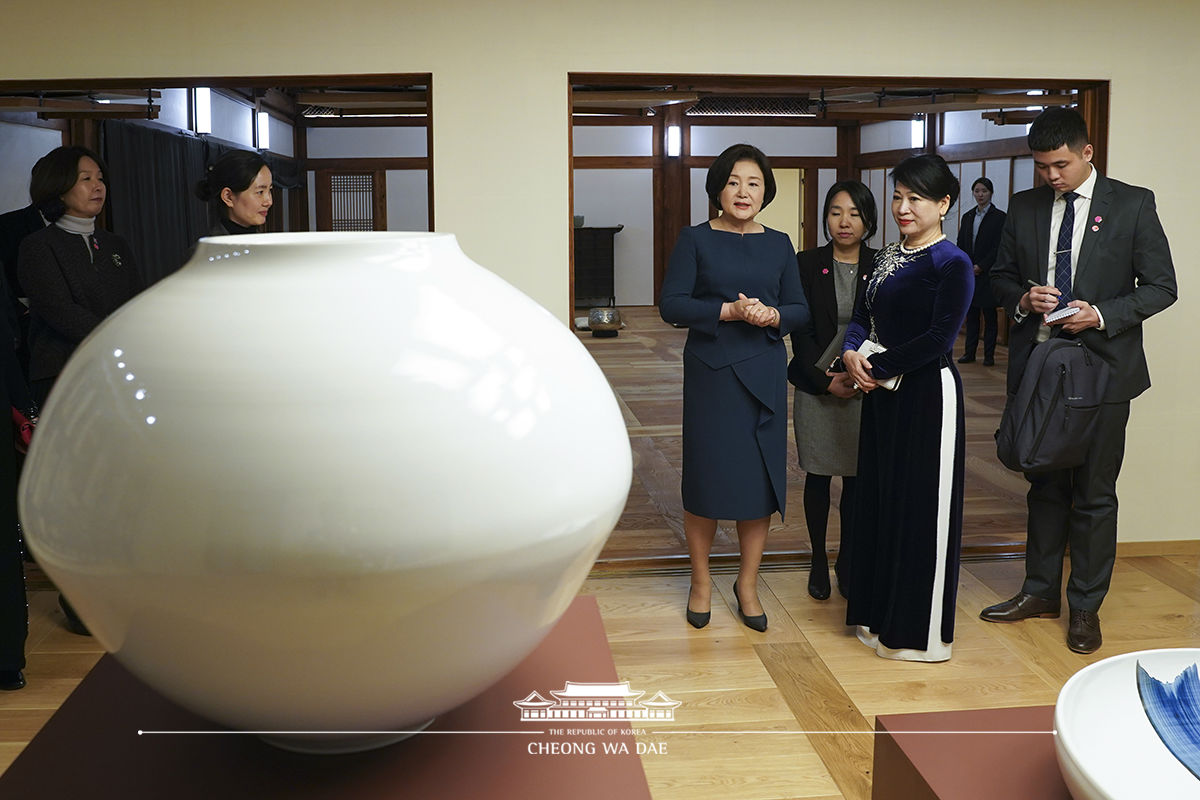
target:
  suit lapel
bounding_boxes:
[1034,188,1052,283]
[1074,174,1112,284]
[818,245,838,331]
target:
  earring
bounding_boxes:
[940,215,945,222]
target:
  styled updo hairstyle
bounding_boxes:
[29,145,108,223]
[890,154,960,212]
[822,179,878,242]
[705,143,777,211]
[194,149,269,219]
[972,176,994,193]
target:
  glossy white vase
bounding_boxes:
[19,232,632,753]
[1055,648,1200,799]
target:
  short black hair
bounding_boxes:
[890,154,959,212]
[1027,107,1089,154]
[822,179,878,242]
[705,143,776,211]
[971,177,994,193]
[29,145,107,223]
[195,149,270,219]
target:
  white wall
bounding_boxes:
[689,125,837,157]
[573,126,653,157]
[210,91,253,147]
[0,122,62,212]
[572,169,653,305]
[306,126,426,158]
[861,120,917,153]
[157,88,191,131]
[267,116,294,157]
[944,109,1029,145]
[386,170,429,231]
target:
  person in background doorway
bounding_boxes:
[787,180,877,601]
[956,177,1006,366]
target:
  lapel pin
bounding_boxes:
[1091,225,1099,232]
[822,268,829,274]
[1094,215,1102,223]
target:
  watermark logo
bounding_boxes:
[514,681,680,722]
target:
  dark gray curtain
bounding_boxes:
[99,120,209,286]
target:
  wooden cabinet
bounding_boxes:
[573,225,622,307]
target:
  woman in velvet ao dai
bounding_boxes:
[840,155,973,662]
[660,144,810,632]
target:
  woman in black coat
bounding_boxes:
[788,181,877,600]
[18,146,143,407]
[17,146,144,637]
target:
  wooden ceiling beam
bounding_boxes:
[294,91,427,108]
[573,91,700,109]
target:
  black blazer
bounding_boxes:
[0,204,45,297]
[787,242,876,395]
[990,173,1177,401]
[957,205,1006,308]
[18,225,144,382]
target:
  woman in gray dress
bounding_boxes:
[787,181,877,600]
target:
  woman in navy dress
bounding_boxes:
[660,144,810,632]
[841,155,973,661]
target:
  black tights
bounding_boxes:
[802,474,856,581]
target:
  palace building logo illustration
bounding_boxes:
[514,681,681,721]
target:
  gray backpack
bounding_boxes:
[995,338,1111,473]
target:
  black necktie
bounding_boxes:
[1054,191,1078,306]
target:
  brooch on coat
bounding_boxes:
[110,254,123,269]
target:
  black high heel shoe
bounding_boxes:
[686,587,711,629]
[0,670,25,691]
[808,562,831,601]
[732,581,767,632]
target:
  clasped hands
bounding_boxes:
[723,292,779,327]
[1021,284,1101,333]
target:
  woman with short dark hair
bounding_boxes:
[839,154,973,661]
[194,149,273,235]
[17,144,144,637]
[660,143,810,632]
[956,177,1007,365]
[787,180,877,601]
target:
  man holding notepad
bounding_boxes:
[982,108,1177,654]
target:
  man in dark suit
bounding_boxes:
[956,177,1006,365]
[981,108,1177,653]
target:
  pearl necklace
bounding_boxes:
[899,234,946,254]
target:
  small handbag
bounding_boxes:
[12,407,34,454]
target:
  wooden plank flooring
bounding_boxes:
[3,307,1196,797]
[2,548,1199,797]
[585,306,1029,567]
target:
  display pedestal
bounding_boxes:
[872,705,1069,799]
[0,597,651,799]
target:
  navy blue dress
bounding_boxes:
[660,223,810,520]
[842,239,973,661]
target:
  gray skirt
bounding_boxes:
[793,388,863,476]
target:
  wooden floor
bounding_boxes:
[3,306,1196,797]
[585,306,1029,568]
[3,554,1199,798]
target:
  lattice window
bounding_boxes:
[330,173,376,231]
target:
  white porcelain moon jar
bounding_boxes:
[19,232,632,754]
[1055,648,1200,799]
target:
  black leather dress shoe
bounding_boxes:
[982,357,995,366]
[957,354,975,363]
[0,670,25,691]
[1067,609,1102,654]
[980,592,1061,622]
[732,581,767,632]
